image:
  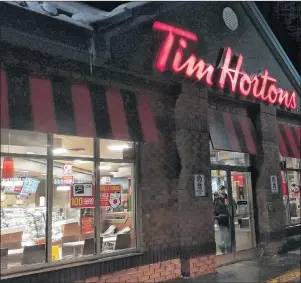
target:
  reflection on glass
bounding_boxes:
[99,162,135,253]
[1,157,46,270]
[231,172,254,252]
[1,129,47,155]
[210,144,250,166]
[281,157,300,169]
[53,135,93,157]
[52,160,95,260]
[99,139,134,159]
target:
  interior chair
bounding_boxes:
[83,237,103,256]
[21,244,45,265]
[115,233,131,250]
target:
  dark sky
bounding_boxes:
[85,1,300,75]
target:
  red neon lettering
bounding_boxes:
[171,38,214,85]
[153,21,298,110]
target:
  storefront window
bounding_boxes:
[1,134,137,273]
[52,160,95,260]
[210,144,250,166]
[1,157,47,269]
[100,139,134,159]
[281,157,301,226]
[99,162,135,252]
[1,129,47,155]
[53,134,93,157]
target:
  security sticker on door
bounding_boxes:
[193,174,206,197]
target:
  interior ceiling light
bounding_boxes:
[73,159,90,164]
[108,144,130,151]
[57,186,70,191]
[26,151,35,154]
[99,165,111,170]
[53,148,68,154]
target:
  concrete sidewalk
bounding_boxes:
[171,249,300,283]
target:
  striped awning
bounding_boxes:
[209,111,257,154]
[0,68,158,143]
[277,124,300,158]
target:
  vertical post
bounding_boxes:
[94,138,101,255]
[46,134,54,263]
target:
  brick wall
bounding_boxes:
[74,259,181,283]
[188,255,217,278]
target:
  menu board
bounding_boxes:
[21,178,40,194]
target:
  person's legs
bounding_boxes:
[219,225,231,253]
[218,225,226,253]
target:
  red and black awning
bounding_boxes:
[0,68,158,143]
[277,124,300,158]
[209,111,257,154]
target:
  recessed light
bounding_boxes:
[26,151,35,154]
[99,165,111,170]
[57,186,70,191]
[108,144,130,151]
[53,148,68,154]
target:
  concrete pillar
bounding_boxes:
[175,83,216,277]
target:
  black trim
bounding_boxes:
[90,84,112,139]
[120,90,143,142]
[52,77,76,136]
[286,225,301,238]
[233,117,249,153]
[6,68,33,131]
[210,111,231,152]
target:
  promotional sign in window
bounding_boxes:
[70,184,122,208]
[70,183,94,208]
[100,185,121,208]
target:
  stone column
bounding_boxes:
[175,83,216,277]
[250,104,286,255]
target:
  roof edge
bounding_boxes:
[242,1,300,92]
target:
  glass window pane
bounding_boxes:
[210,144,250,166]
[1,157,46,270]
[53,135,93,157]
[284,157,300,169]
[286,171,301,225]
[99,162,136,253]
[52,160,95,260]
[1,129,47,155]
[99,139,134,159]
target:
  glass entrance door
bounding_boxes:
[212,169,256,259]
[231,171,256,252]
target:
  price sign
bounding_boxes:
[193,174,206,197]
[70,183,94,208]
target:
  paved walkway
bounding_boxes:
[172,250,300,283]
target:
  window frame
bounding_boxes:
[0,132,140,276]
[280,156,301,227]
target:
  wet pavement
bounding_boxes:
[171,249,300,283]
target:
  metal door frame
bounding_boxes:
[211,165,255,258]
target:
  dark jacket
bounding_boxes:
[214,197,230,227]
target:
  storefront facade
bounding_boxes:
[1,1,300,283]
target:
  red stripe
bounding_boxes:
[284,125,300,158]
[106,88,130,140]
[240,119,257,154]
[29,77,57,133]
[0,70,9,128]
[71,84,95,137]
[136,92,159,143]
[277,126,289,157]
[222,112,241,152]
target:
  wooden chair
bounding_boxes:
[21,244,45,265]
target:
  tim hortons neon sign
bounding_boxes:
[153,22,297,110]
